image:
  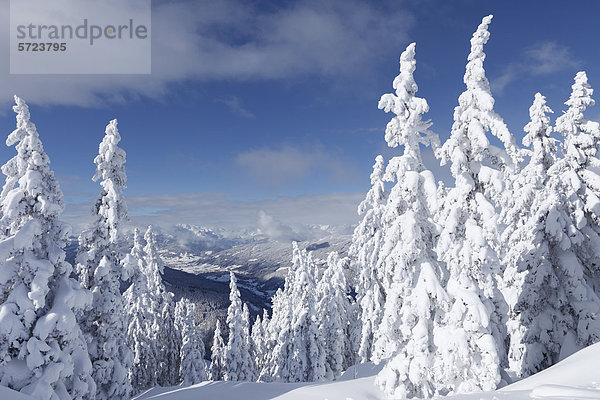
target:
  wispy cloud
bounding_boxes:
[216,96,255,118]
[491,42,580,93]
[0,0,413,107]
[235,144,357,188]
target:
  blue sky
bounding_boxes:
[1,0,599,232]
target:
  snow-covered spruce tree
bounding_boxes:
[76,119,132,400]
[123,229,158,393]
[263,243,327,382]
[316,252,353,380]
[286,243,327,382]
[555,71,600,290]
[434,15,517,393]
[242,303,258,380]
[0,96,95,400]
[259,287,289,382]
[224,272,254,381]
[366,42,450,399]
[250,311,268,377]
[143,226,180,387]
[175,298,208,385]
[544,72,600,351]
[210,320,226,381]
[349,155,387,362]
[259,245,301,382]
[501,93,562,377]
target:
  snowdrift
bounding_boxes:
[133,342,600,400]
[3,342,600,400]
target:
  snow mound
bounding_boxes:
[135,342,600,400]
[0,385,36,400]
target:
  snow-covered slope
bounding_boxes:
[134,342,600,400]
[3,331,600,400]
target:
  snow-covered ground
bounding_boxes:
[2,310,600,400]
[129,341,600,400]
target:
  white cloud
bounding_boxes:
[257,210,301,242]
[1,0,413,107]
[63,191,365,234]
[491,42,580,93]
[236,145,356,187]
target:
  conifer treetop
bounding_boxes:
[378,42,438,162]
[439,14,518,177]
[523,93,556,168]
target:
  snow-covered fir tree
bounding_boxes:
[434,15,515,393]
[124,229,158,392]
[366,42,450,399]
[501,93,563,377]
[0,96,95,400]
[259,287,288,382]
[262,243,328,383]
[316,252,353,380]
[210,319,226,381]
[76,119,132,400]
[175,298,208,385]
[349,155,387,362]
[555,71,600,291]
[224,272,254,381]
[286,243,327,382]
[143,226,180,387]
[250,311,268,378]
[259,242,306,382]
[539,72,600,356]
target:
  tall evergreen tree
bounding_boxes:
[0,96,95,400]
[316,252,352,380]
[210,320,226,381]
[286,244,327,382]
[555,71,600,291]
[143,226,179,387]
[501,93,563,377]
[250,312,267,378]
[76,119,132,400]
[224,272,254,381]
[349,155,387,362]
[124,229,157,393]
[434,15,514,393]
[541,72,600,356]
[365,42,450,399]
[175,298,208,385]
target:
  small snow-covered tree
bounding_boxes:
[434,15,514,393]
[286,244,327,382]
[76,119,132,400]
[176,298,208,385]
[501,93,562,377]
[260,287,289,382]
[555,71,600,290]
[349,155,387,362]
[367,42,450,399]
[531,72,600,358]
[263,243,327,383]
[316,252,352,380]
[143,226,180,387]
[123,229,158,393]
[251,311,268,377]
[210,320,226,381]
[224,272,254,381]
[0,96,95,400]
